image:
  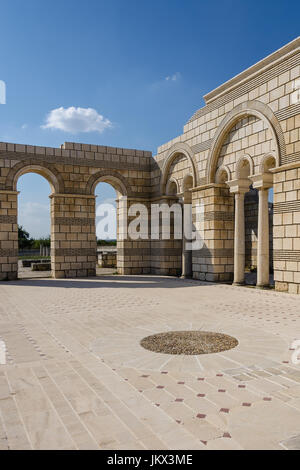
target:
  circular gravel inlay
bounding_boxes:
[140,330,238,355]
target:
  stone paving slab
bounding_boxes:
[0,276,300,450]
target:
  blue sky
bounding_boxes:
[0,0,299,236]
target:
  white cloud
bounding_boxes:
[41,106,112,134]
[150,72,182,91]
[165,72,181,82]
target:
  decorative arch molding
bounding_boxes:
[215,164,231,184]
[259,152,277,174]
[87,169,131,196]
[7,160,63,193]
[160,142,197,194]
[206,100,285,183]
[166,177,180,196]
[235,154,254,179]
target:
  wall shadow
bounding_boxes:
[3,275,219,290]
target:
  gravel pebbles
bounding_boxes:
[140,330,239,355]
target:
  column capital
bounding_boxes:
[227,178,250,194]
[250,173,273,190]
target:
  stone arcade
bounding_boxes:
[1,37,300,294]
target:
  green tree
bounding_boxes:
[31,236,51,249]
[18,225,33,249]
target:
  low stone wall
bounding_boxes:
[22,259,50,268]
[32,263,51,271]
[97,249,117,268]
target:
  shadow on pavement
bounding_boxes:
[2,275,218,289]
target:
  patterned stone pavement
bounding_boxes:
[0,275,300,450]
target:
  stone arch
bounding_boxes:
[87,169,131,197]
[259,152,277,174]
[7,160,63,193]
[235,154,254,179]
[207,100,284,183]
[160,142,197,194]
[215,165,231,184]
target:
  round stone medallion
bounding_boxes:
[140,330,238,355]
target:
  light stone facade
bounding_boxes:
[154,37,300,294]
[1,37,300,293]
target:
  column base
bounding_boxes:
[256,284,270,289]
[232,281,245,286]
[180,274,192,279]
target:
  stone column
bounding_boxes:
[251,174,273,288]
[233,192,246,285]
[257,188,269,287]
[228,179,250,286]
[182,195,192,278]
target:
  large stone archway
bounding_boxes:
[160,142,197,194]
[0,142,153,279]
[206,100,284,184]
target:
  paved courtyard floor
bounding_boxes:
[0,275,300,450]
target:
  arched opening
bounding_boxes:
[162,167,195,277]
[166,179,178,196]
[231,155,259,286]
[215,166,231,184]
[207,100,283,184]
[95,182,118,275]
[17,172,52,279]
[93,176,127,275]
[160,143,197,195]
[212,109,279,288]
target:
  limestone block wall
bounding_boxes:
[51,194,96,278]
[192,185,234,282]
[0,191,18,280]
[150,197,182,276]
[117,198,152,275]
[218,116,274,177]
[273,167,300,293]
[98,251,117,268]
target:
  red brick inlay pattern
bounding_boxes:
[220,408,229,413]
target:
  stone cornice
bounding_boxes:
[270,161,300,172]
